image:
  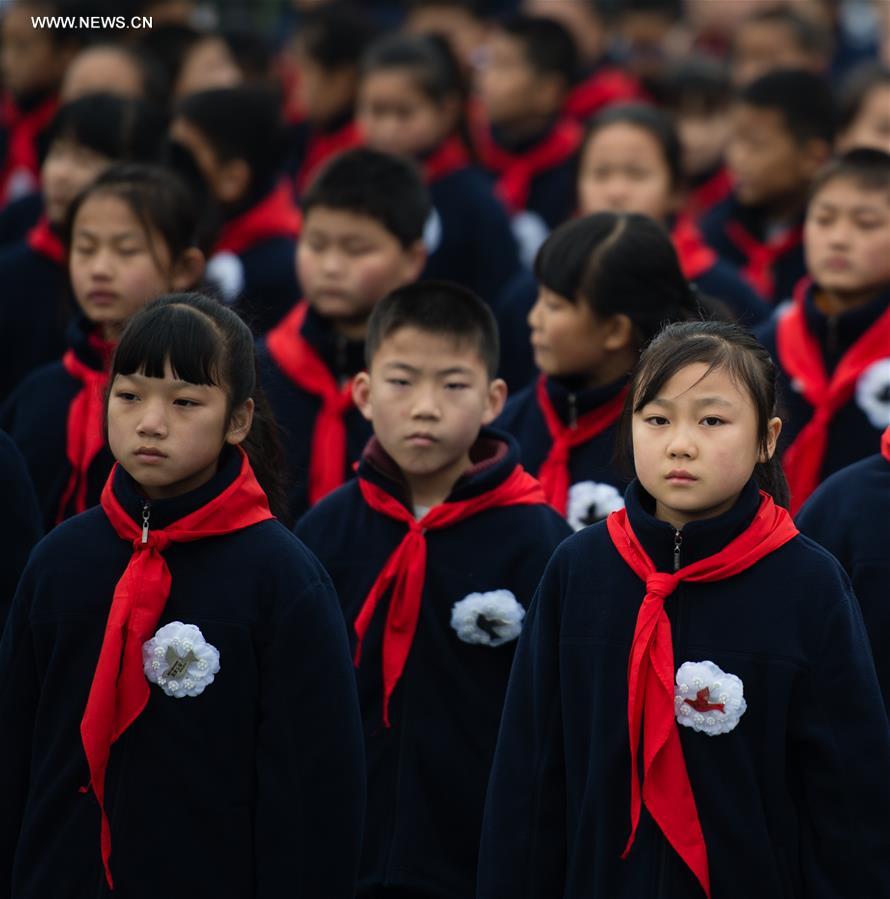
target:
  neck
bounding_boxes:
[331,316,369,342]
[494,114,554,145]
[579,349,637,390]
[405,453,472,510]
[101,321,124,343]
[814,285,883,316]
[654,491,741,531]
[761,192,806,226]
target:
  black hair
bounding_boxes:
[133,23,201,101]
[738,68,836,146]
[110,293,289,522]
[837,62,890,135]
[63,162,205,260]
[44,93,166,164]
[582,102,683,191]
[660,57,732,117]
[499,14,578,87]
[301,147,431,248]
[404,0,485,18]
[739,6,833,59]
[620,320,789,507]
[534,212,703,349]
[365,279,499,378]
[175,86,286,194]
[808,147,890,201]
[298,4,377,71]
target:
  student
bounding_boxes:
[0,94,165,400]
[473,14,582,262]
[577,103,769,326]
[296,281,570,899]
[1,164,205,529]
[478,319,890,899]
[700,69,835,304]
[170,86,300,333]
[59,42,160,104]
[836,63,890,154]
[0,0,80,204]
[358,31,521,303]
[0,428,41,627]
[402,0,490,74]
[797,425,890,711]
[497,213,703,531]
[286,4,374,196]
[0,293,366,896]
[756,148,890,514]
[257,148,428,522]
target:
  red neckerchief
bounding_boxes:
[535,374,628,516]
[671,214,717,281]
[563,66,645,121]
[607,492,798,899]
[0,92,58,202]
[83,449,272,888]
[56,333,116,523]
[778,280,890,514]
[294,119,363,194]
[724,218,802,301]
[265,301,355,504]
[355,464,546,726]
[213,182,302,256]
[422,135,471,184]
[689,167,732,218]
[26,215,66,265]
[882,425,890,463]
[474,118,582,214]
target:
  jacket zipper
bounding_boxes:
[826,314,838,361]
[673,529,682,572]
[141,501,151,543]
[568,392,578,428]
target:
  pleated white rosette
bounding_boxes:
[450,590,525,647]
[143,621,220,699]
[674,660,746,736]
[566,480,625,531]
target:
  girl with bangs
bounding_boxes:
[0,294,365,896]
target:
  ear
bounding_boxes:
[399,239,428,286]
[352,371,374,422]
[170,248,206,290]
[761,416,782,461]
[217,158,251,204]
[226,397,254,446]
[481,377,508,425]
[602,313,635,352]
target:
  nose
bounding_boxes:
[527,293,544,330]
[665,423,697,459]
[89,246,114,279]
[136,399,169,438]
[410,382,441,421]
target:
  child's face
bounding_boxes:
[732,20,818,88]
[805,177,890,303]
[169,116,248,205]
[632,362,780,529]
[837,84,890,154]
[577,123,677,222]
[353,326,506,497]
[297,206,425,336]
[60,46,145,102]
[174,36,242,99]
[107,360,253,501]
[69,193,197,341]
[293,47,355,125]
[358,70,455,158]
[676,110,731,179]
[41,139,111,225]
[0,5,71,96]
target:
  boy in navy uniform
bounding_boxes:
[296,281,570,899]
[257,148,429,523]
[701,69,834,304]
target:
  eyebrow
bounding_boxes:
[646,396,735,408]
[382,362,475,377]
[116,373,209,390]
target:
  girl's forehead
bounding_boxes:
[645,363,750,405]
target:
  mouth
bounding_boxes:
[666,469,697,483]
[86,290,118,305]
[823,257,851,271]
[406,432,438,446]
[134,446,167,461]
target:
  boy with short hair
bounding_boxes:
[296,280,570,899]
[701,68,835,304]
[756,148,890,514]
[257,148,429,522]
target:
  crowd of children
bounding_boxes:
[1,0,889,896]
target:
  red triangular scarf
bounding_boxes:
[213,182,302,256]
[355,465,546,725]
[689,167,732,217]
[56,335,116,523]
[295,119,363,194]
[82,449,272,888]
[536,374,628,515]
[265,301,355,504]
[607,492,798,898]
[672,214,717,281]
[422,135,471,184]
[563,67,645,121]
[26,215,66,265]
[882,425,890,463]
[724,219,802,301]
[777,280,890,513]
[475,118,582,214]
[0,92,58,202]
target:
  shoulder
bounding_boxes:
[294,480,365,541]
[799,454,888,526]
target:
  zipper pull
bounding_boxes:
[568,393,578,429]
[673,529,682,572]
[141,502,151,544]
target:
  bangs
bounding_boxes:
[112,302,224,386]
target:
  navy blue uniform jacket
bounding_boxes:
[1,316,114,530]
[295,430,570,899]
[0,448,366,897]
[477,479,890,898]
[798,447,890,711]
[756,284,890,482]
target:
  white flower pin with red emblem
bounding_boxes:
[143,621,220,699]
[674,660,746,736]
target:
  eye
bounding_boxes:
[445,382,469,391]
[386,378,410,387]
[173,398,200,407]
[644,415,669,426]
[701,416,725,426]
[114,391,138,401]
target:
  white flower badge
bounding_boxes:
[855,357,890,429]
[567,481,625,531]
[143,621,220,699]
[205,251,245,305]
[674,660,746,736]
[451,590,525,647]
